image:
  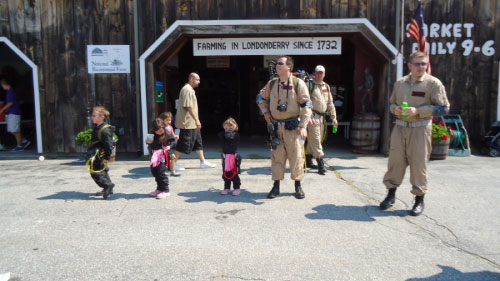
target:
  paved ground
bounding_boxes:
[1,139,500,281]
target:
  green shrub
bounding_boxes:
[75,129,119,146]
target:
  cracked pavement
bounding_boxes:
[0,149,499,280]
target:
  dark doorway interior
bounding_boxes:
[159,38,359,138]
[0,43,35,148]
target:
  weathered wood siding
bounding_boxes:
[402,0,499,143]
[0,0,498,152]
[0,0,138,153]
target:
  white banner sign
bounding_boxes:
[87,45,130,74]
[193,37,342,56]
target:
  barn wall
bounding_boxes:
[0,0,497,152]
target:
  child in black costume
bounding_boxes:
[88,106,115,199]
[218,117,241,195]
[148,118,172,199]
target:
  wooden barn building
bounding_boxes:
[0,0,498,155]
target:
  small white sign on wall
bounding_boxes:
[87,45,130,74]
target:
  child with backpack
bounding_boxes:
[87,106,115,199]
[148,118,172,199]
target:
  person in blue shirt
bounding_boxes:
[0,79,30,151]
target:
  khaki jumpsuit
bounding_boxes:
[383,73,450,196]
[306,81,336,158]
[258,77,312,181]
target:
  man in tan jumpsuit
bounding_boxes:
[305,65,338,175]
[380,51,450,216]
[257,55,312,199]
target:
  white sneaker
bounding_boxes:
[174,163,185,171]
[156,191,170,199]
[0,272,10,281]
[200,161,216,169]
[0,144,5,151]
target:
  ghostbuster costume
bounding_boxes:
[380,72,450,216]
[218,130,241,191]
[87,123,115,199]
[149,134,171,193]
[257,76,312,199]
[305,80,336,175]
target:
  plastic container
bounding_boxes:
[401,102,409,118]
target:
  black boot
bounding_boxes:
[305,154,314,168]
[96,188,114,196]
[294,181,305,199]
[267,181,280,199]
[410,195,425,216]
[379,188,396,210]
[317,158,327,175]
[103,184,115,200]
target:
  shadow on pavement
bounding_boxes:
[177,188,265,205]
[37,191,150,201]
[59,159,86,166]
[330,165,367,170]
[305,204,408,221]
[406,265,500,281]
[242,166,272,175]
[122,167,151,179]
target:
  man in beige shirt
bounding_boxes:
[257,55,312,199]
[305,65,338,175]
[174,73,216,169]
[380,51,450,216]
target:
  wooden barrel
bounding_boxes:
[430,139,450,160]
[350,113,381,154]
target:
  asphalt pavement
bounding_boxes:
[1,140,499,281]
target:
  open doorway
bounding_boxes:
[139,20,401,155]
[154,38,369,141]
[0,41,36,152]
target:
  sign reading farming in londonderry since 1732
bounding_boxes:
[193,37,342,56]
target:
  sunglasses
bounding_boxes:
[412,62,428,67]
[276,62,286,66]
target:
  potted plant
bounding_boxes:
[430,117,454,160]
[75,129,93,148]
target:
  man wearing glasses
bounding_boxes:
[257,55,312,199]
[380,51,450,216]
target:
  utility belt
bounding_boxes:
[312,110,327,117]
[274,117,300,131]
[395,119,432,128]
[85,147,108,173]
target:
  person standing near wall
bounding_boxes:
[380,51,450,216]
[0,79,30,152]
[257,55,312,199]
[305,65,338,175]
[174,72,216,169]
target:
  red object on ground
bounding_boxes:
[0,102,5,121]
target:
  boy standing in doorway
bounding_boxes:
[0,79,30,151]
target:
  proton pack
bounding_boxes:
[86,123,117,167]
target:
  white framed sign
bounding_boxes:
[193,37,342,56]
[87,45,130,74]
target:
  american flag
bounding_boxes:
[407,1,431,74]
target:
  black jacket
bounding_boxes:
[218,130,240,154]
[90,123,114,160]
